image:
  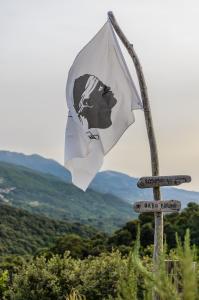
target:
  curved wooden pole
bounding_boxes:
[108,11,163,262]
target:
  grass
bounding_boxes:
[117,229,198,300]
[66,289,86,300]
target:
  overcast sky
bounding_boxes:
[1,0,199,191]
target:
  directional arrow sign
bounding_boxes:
[133,200,181,213]
[137,175,191,189]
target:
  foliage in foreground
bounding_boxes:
[1,230,198,300]
[4,251,125,300]
[117,230,199,300]
[66,289,86,300]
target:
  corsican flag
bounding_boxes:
[65,20,142,191]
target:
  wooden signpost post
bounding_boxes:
[107,13,192,299]
[108,11,163,264]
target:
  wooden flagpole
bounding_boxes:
[107,11,163,263]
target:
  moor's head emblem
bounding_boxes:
[73,74,117,129]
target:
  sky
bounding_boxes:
[1,0,199,191]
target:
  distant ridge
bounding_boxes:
[0,150,198,208]
[0,150,71,182]
[91,170,199,208]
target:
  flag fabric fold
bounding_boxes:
[65,20,142,191]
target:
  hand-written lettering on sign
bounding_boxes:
[133,200,181,213]
[137,175,191,189]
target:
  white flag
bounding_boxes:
[65,20,142,191]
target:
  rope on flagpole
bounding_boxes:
[107,11,163,265]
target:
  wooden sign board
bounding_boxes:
[137,175,191,189]
[133,200,181,213]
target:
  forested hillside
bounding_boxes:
[0,204,96,256]
[0,161,135,233]
[45,202,199,258]
[0,201,196,258]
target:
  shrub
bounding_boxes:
[5,251,126,300]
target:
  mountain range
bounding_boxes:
[0,150,198,208]
[0,150,198,258]
[0,160,135,233]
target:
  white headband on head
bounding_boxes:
[77,76,99,115]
